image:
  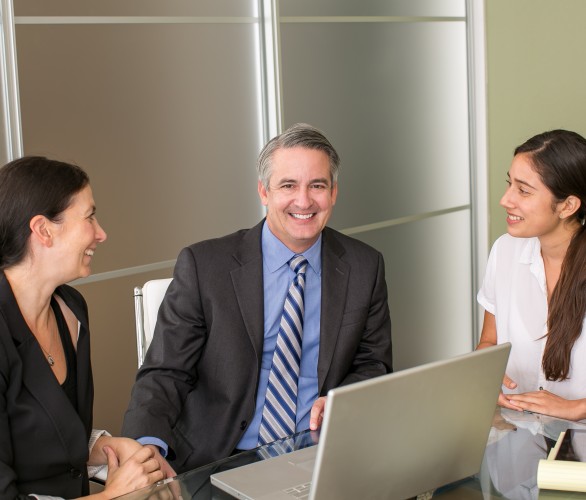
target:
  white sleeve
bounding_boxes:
[477,237,501,315]
[87,428,111,479]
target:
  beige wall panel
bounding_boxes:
[280,21,470,229]
[486,0,586,244]
[358,210,473,370]
[75,269,173,434]
[280,0,463,16]
[9,0,482,438]
[15,18,263,434]
[15,1,254,17]
[16,23,264,272]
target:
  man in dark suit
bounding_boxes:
[122,123,393,472]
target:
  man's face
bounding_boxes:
[258,146,337,253]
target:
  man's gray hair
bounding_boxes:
[257,123,340,189]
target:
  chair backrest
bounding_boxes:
[133,278,173,368]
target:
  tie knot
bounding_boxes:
[289,255,308,275]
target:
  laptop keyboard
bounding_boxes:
[283,481,311,498]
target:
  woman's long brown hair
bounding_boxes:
[514,130,586,381]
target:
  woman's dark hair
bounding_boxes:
[514,129,586,381]
[0,156,89,270]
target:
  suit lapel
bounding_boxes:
[74,322,93,433]
[230,221,265,363]
[0,275,89,462]
[318,229,349,391]
[227,223,351,388]
[55,286,93,434]
[18,337,89,461]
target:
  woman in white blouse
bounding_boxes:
[477,129,586,421]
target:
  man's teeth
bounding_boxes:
[508,215,524,221]
[85,249,94,256]
[291,213,313,220]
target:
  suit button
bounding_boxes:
[70,468,82,479]
[240,420,247,430]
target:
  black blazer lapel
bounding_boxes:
[318,229,349,392]
[18,337,89,463]
[74,322,93,435]
[0,276,89,464]
[230,221,265,365]
[56,286,93,435]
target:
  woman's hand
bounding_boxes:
[506,390,586,421]
[90,436,143,466]
[497,374,522,411]
[102,445,164,498]
[90,437,176,479]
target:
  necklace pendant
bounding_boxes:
[47,354,55,366]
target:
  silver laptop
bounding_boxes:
[211,343,511,500]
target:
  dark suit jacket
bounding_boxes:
[123,221,392,471]
[0,274,93,499]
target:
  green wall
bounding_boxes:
[485,0,586,243]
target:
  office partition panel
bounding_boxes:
[5,0,482,431]
[16,22,263,271]
[357,211,472,368]
[15,0,255,17]
[13,2,264,432]
[279,0,472,371]
[279,0,464,17]
[280,22,469,226]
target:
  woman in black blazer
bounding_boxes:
[0,157,165,499]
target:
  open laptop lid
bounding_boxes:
[211,343,511,500]
[310,343,511,499]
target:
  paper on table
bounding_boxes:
[537,430,586,493]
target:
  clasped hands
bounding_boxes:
[87,397,328,500]
[497,374,585,421]
[91,437,177,499]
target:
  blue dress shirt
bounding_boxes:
[236,222,321,449]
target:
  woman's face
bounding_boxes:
[50,185,107,280]
[500,153,566,242]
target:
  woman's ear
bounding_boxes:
[29,215,53,247]
[559,195,581,220]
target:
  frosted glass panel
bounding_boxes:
[9,0,477,434]
[280,0,465,17]
[355,210,473,370]
[15,1,255,17]
[16,23,263,273]
[280,21,470,228]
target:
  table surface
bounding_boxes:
[115,408,586,500]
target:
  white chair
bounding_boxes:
[133,278,173,368]
[89,278,171,485]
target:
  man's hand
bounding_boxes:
[309,397,327,430]
[145,444,177,480]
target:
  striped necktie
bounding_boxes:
[259,255,308,445]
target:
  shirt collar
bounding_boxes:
[519,236,541,265]
[262,221,322,276]
[519,236,547,294]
